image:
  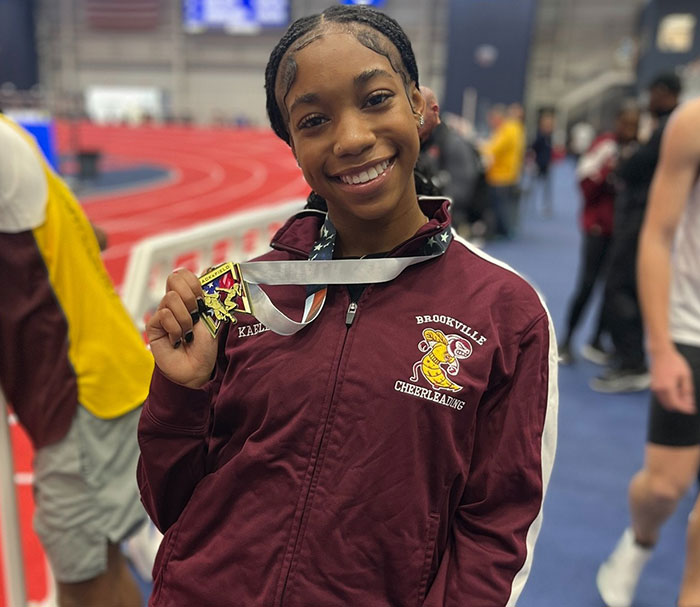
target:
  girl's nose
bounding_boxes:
[333,111,376,157]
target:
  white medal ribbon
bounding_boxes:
[240,256,441,286]
[239,254,441,336]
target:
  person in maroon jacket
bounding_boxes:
[558,104,640,365]
[137,6,558,606]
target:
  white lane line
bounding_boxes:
[14,472,34,485]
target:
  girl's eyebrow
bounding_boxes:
[289,92,320,115]
[355,68,393,85]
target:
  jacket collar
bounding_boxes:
[270,196,452,259]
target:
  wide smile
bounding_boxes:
[330,157,396,194]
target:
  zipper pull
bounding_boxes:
[345,302,358,326]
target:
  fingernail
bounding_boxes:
[173,339,182,349]
[184,330,194,344]
[197,298,207,314]
[190,310,200,324]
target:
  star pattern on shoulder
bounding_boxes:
[420,228,452,255]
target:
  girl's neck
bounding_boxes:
[331,203,429,258]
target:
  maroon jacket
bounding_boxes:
[576,133,618,237]
[138,198,558,607]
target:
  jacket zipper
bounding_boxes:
[278,297,359,605]
[345,301,358,326]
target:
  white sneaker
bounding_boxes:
[596,528,653,607]
[580,343,611,365]
[590,369,651,394]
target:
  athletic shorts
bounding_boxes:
[32,405,147,583]
[647,343,700,447]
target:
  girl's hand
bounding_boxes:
[146,269,218,389]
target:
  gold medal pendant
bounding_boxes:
[199,262,252,337]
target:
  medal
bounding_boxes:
[198,213,452,338]
[199,262,252,337]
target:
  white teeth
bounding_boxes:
[340,159,391,185]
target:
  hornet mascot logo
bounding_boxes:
[410,328,473,392]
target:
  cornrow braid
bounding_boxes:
[264,13,322,144]
[320,5,419,87]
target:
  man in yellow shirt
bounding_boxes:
[0,114,154,606]
[482,104,526,237]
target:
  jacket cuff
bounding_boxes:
[144,365,211,433]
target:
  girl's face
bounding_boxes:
[283,31,424,227]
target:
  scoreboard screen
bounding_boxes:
[339,0,387,6]
[183,0,289,33]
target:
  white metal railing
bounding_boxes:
[121,198,306,330]
[554,69,636,146]
[1,391,27,607]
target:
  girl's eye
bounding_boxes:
[365,91,393,108]
[298,114,327,130]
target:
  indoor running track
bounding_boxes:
[56,122,311,287]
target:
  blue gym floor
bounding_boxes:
[491,159,696,607]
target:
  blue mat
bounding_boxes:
[486,159,696,607]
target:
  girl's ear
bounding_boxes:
[411,84,427,123]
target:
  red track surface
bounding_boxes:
[58,122,310,287]
[1,123,310,606]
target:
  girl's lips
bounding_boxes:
[331,157,396,195]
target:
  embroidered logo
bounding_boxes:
[409,328,473,392]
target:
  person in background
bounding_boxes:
[508,102,525,123]
[597,95,700,607]
[417,86,486,237]
[591,72,681,393]
[559,104,640,365]
[0,114,155,607]
[482,103,526,238]
[529,110,555,217]
[507,103,526,164]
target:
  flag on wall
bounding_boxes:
[84,0,161,30]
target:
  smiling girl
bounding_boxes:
[138,6,558,606]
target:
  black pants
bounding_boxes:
[601,203,647,371]
[563,232,611,345]
[488,185,519,237]
[533,165,553,215]
[648,343,700,446]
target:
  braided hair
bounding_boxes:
[264,5,427,210]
